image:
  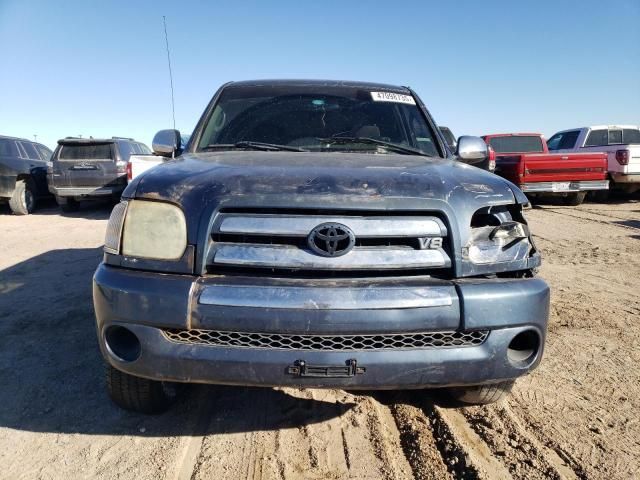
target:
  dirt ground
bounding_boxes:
[1,196,638,480]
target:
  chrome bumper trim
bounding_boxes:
[198,284,454,309]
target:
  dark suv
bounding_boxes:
[48,137,151,211]
[0,135,53,214]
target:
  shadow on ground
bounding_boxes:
[0,247,357,438]
[0,197,113,219]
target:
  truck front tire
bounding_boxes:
[9,179,35,215]
[106,365,179,414]
[446,380,515,405]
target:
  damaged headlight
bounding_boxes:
[465,207,533,265]
[104,200,187,260]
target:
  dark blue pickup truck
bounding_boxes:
[93,80,549,413]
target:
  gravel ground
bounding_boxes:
[0,196,638,480]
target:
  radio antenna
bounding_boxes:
[162,16,176,132]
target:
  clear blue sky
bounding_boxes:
[1,0,638,149]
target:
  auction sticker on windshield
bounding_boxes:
[371,92,416,105]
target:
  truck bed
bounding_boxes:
[127,154,164,183]
[494,152,608,193]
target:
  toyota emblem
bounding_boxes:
[307,223,356,257]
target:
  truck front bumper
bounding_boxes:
[93,264,550,389]
[520,180,609,193]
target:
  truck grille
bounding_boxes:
[207,209,451,274]
[163,329,488,351]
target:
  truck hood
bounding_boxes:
[127,151,517,210]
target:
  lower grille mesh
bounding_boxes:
[163,329,489,351]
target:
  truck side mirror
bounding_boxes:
[456,136,488,165]
[152,129,182,157]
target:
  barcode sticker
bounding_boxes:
[371,91,416,105]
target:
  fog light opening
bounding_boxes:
[105,326,141,362]
[507,330,539,367]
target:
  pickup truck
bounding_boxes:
[127,135,190,182]
[93,79,549,413]
[547,125,640,195]
[483,133,608,205]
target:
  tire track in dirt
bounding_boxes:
[190,388,415,480]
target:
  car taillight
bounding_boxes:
[615,149,630,165]
[116,160,127,175]
[488,146,496,172]
[126,161,132,181]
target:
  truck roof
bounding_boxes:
[482,133,543,138]
[553,125,639,134]
[0,134,32,142]
[57,137,139,145]
[226,79,411,93]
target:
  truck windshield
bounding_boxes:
[197,85,442,157]
[488,136,544,153]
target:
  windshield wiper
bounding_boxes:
[317,136,428,156]
[203,141,307,152]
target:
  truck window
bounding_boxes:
[19,142,40,159]
[137,143,152,154]
[488,136,544,153]
[116,141,135,161]
[608,130,623,145]
[36,145,53,161]
[0,139,19,156]
[547,130,580,151]
[59,144,113,160]
[623,128,640,144]
[584,129,608,147]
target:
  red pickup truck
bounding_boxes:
[482,133,608,205]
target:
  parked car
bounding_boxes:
[547,125,640,195]
[483,133,608,205]
[0,135,53,214]
[94,79,549,413]
[439,126,495,172]
[48,137,151,211]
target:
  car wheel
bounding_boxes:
[9,179,35,215]
[57,196,80,212]
[563,192,586,206]
[446,380,515,405]
[106,364,180,414]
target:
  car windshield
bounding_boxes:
[196,85,442,157]
[489,136,544,153]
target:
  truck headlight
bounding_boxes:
[466,221,531,264]
[122,200,187,259]
[104,200,187,260]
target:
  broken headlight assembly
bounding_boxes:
[104,200,187,260]
[464,206,533,265]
